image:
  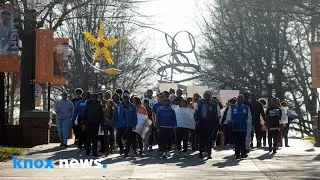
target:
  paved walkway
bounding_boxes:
[0,138,319,180]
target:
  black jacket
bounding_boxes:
[251,101,265,126]
[83,99,104,126]
[266,106,281,130]
[194,99,220,130]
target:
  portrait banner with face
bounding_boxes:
[0,4,19,72]
[52,38,69,85]
[312,42,320,88]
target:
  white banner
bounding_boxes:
[133,113,152,139]
[219,90,240,106]
[175,107,196,129]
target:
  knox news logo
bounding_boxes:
[12,156,108,169]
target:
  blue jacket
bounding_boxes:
[230,104,251,132]
[72,100,87,124]
[156,107,177,129]
[113,103,138,128]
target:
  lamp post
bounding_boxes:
[94,63,100,92]
[101,85,106,92]
[267,73,274,107]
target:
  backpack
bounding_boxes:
[287,110,294,123]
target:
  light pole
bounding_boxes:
[101,85,106,92]
[267,73,274,107]
[94,63,100,92]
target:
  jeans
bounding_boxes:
[176,127,189,152]
[268,129,279,151]
[73,124,86,149]
[254,125,262,147]
[159,128,175,153]
[86,124,100,155]
[116,127,135,155]
[234,131,247,157]
[57,119,71,144]
[143,128,152,151]
[283,123,289,146]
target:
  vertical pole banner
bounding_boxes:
[35,29,54,82]
[312,42,320,88]
[0,4,19,72]
[52,38,69,85]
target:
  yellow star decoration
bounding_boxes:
[82,21,122,75]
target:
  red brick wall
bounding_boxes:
[5,125,23,146]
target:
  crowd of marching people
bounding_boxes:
[53,88,294,160]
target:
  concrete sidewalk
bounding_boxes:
[0,138,319,180]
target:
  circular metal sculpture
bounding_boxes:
[146,30,201,83]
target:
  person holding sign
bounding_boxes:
[175,99,195,154]
[156,99,177,159]
[132,97,152,155]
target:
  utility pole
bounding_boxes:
[20,9,37,112]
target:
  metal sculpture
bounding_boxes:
[146,30,201,83]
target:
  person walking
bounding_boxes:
[82,93,105,156]
[190,93,201,151]
[221,98,237,147]
[103,99,116,156]
[72,92,90,152]
[156,98,177,158]
[259,99,268,147]
[226,94,252,160]
[175,99,194,154]
[143,99,154,151]
[54,92,74,148]
[243,92,253,152]
[281,101,290,147]
[132,96,149,155]
[251,94,266,147]
[113,92,138,157]
[194,91,221,159]
[71,88,83,145]
[266,97,282,154]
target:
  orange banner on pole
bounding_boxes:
[0,4,20,72]
[312,42,320,88]
[52,38,68,85]
[35,29,54,83]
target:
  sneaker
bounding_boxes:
[119,149,124,155]
[241,154,248,159]
[64,144,68,148]
[273,150,277,154]
[285,145,290,147]
[199,152,204,158]
[235,156,241,160]
[207,156,212,159]
[269,147,272,153]
[59,143,64,147]
[139,151,143,156]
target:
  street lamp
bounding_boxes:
[94,63,100,92]
[267,73,274,106]
[101,85,106,92]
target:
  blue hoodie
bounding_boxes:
[72,99,87,124]
[156,107,177,129]
[113,103,138,128]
